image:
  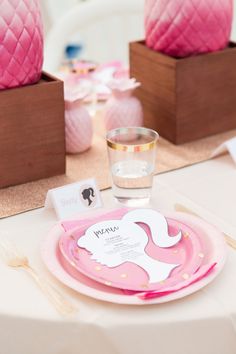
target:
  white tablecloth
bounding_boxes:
[1,154,236,354]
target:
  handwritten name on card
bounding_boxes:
[45,178,102,219]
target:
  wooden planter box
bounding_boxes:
[130,40,236,144]
[0,72,65,188]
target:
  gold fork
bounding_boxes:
[0,240,77,316]
[174,203,236,250]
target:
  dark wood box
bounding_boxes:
[130,40,236,144]
[0,72,65,188]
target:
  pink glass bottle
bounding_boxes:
[0,0,43,89]
[104,78,143,131]
[64,89,93,154]
[145,0,233,58]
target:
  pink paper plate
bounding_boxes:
[41,211,227,305]
[58,212,204,292]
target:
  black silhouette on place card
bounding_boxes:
[81,187,95,206]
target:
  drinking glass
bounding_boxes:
[106,127,159,206]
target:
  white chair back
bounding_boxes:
[44,0,144,73]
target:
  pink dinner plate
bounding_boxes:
[58,213,204,292]
[41,211,227,305]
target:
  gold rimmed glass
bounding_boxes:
[106,127,159,206]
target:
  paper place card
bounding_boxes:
[45,178,102,219]
[211,137,236,164]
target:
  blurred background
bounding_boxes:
[40,0,144,73]
[40,0,236,73]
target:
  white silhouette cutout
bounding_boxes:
[77,209,182,283]
[123,209,182,248]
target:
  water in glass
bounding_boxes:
[111,159,154,206]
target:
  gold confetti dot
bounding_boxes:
[173,250,179,254]
[95,266,101,271]
[105,281,112,286]
[159,280,165,285]
[182,273,190,280]
[120,273,128,278]
[184,232,190,238]
[140,284,149,289]
[198,253,204,258]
